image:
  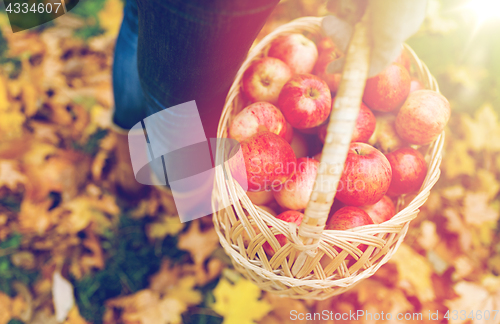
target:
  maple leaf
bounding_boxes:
[390,243,435,302]
[463,192,499,226]
[178,220,219,266]
[0,75,9,112]
[443,140,475,179]
[212,277,272,324]
[0,160,26,190]
[445,276,500,324]
[146,215,185,240]
[63,306,90,324]
[461,105,500,152]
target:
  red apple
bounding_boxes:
[385,147,427,196]
[242,57,292,104]
[410,78,424,93]
[264,210,304,256]
[229,102,287,143]
[229,131,297,192]
[368,113,406,153]
[278,74,332,129]
[314,43,343,94]
[247,189,274,205]
[363,63,411,112]
[325,206,374,230]
[318,101,375,143]
[395,90,450,145]
[360,195,396,224]
[268,34,318,74]
[316,36,336,52]
[336,142,392,206]
[273,157,319,210]
[325,206,374,259]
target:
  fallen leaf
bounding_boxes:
[443,140,475,179]
[147,215,185,240]
[178,220,219,266]
[212,277,272,324]
[0,160,26,190]
[463,192,499,226]
[390,244,435,302]
[63,306,90,324]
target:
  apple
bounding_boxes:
[268,34,318,74]
[247,189,274,205]
[394,48,411,73]
[360,195,396,224]
[325,206,374,230]
[229,131,297,192]
[273,157,319,210]
[263,210,304,256]
[316,36,336,52]
[229,102,287,143]
[363,63,411,112]
[314,42,343,94]
[395,90,450,145]
[290,132,308,158]
[325,206,374,259]
[278,74,332,129]
[242,57,292,104]
[318,101,375,143]
[336,142,392,206]
[385,147,427,196]
[368,113,406,153]
[259,205,277,217]
[410,78,424,93]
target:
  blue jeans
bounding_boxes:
[112,0,279,139]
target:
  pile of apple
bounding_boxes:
[228,33,450,257]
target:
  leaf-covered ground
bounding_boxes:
[0,0,499,324]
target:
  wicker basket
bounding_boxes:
[212,16,444,299]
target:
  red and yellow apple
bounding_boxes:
[385,147,427,196]
[229,131,297,192]
[273,157,319,210]
[336,142,392,206]
[360,195,396,224]
[395,90,450,145]
[263,210,304,256]
[363,63,411,112]
[268,34,318,74]
[229,102,287,143]
[278,74,332,129]
[242,57,292,104]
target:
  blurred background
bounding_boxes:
[0,0,499,323]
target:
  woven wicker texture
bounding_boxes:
[212,16,444,299]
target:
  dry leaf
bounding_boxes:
[463,192,499,226]
[63,306,90,324]
[443,140,475,178]
[390,244,435,302]
[445,276,500,324]
[212,277,272,324]
[0,160,26,190]
[178,220,219,266]
[147,215,185,240]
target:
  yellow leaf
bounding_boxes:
[178,220,219,266]
[0,75,9,112]
[463,192,500,226]
[443,140,475,178]
[461,105,500,151]
[63,306,90,324]
[476,169,500,199]
[0,160,26,190]
[212,278,272,324]
[98,0,124,37]
[0,292,12,324]
[0,111,25,139]
[147,215,185,239]
[445,279,500,324]
[390,244,435,302]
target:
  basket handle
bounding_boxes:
[292,12,371,277]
